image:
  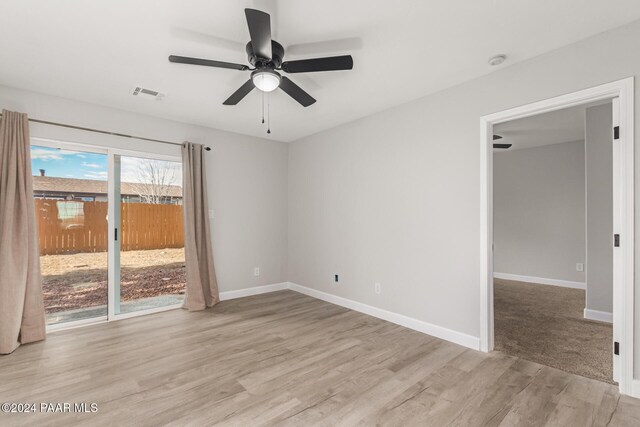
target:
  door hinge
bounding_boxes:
[114,228,118,241]
[614,341,620,356]
[614,234,620,247]
[614,126,620,140]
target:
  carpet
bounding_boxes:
[494,278,613,384]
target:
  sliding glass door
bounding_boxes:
[114,154,186,315]
[31,139,184,328]
[31,142,109,326]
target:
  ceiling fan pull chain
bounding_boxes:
[261,89,265,124]
[267,93,271,134]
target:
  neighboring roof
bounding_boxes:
[32,176,182,198]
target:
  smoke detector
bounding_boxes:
[132,86,165,101]
[488,54,507,66]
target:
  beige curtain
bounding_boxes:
[182,142,219,310]
[0,110,46,354]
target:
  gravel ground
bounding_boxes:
[40,248,186,313]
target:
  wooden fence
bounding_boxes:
[35,199,184,255]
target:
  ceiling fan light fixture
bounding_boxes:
[252,69,281,92]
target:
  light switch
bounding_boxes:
[208,209,215,220]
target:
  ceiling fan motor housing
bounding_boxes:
[246,40,285,68]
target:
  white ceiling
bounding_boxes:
[1,1,639,142]
[493,100,611,151]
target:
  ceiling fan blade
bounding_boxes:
[279,77,316,107]
[169,55,249,71]
[286,38,363,56]
[281,55,353,73]
[493,143,512,149]
[170,28,246,51]
[245,8,272,60]
[493,134,503,140]
[223,79,255,105]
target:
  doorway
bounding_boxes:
[479,78,635,395]
[31,138,186,329]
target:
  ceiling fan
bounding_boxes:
[168,8,354,108]
[493,134,512,149]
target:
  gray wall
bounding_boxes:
[0,84,289,292]
[288,19,640,373]
[585,103,613,314]
[493,141,586,283]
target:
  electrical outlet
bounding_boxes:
[576,263,584,272]
[334,274,339,283]
[374,282,381,294]
[254,267,260,276]
[208,209,215,220]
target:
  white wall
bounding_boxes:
[585,103,613,315]
[288,19,640,373]
[493,141,585,284]
[0,84,289,292]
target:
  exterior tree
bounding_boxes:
[129,159,180,204]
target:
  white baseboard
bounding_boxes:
[287,282,480,351]
[219,281,481,351]
[583,308,613,324]
[219,282,289,301]
[493,272,586,290]
[631,380,640,399]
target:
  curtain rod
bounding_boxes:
[0,113,211,151]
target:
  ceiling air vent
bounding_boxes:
[132,86,165,101]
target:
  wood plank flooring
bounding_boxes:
[1,290,639,426]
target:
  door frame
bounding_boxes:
[479,77,635,396]
[32,137,110,332]
[107,149,184,321]
[31,137,184,331]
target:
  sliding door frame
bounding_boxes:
[32,137,184,331]
[479,77,635,396]
[107,148,184,321]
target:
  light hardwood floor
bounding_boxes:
[1,290,639,426]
